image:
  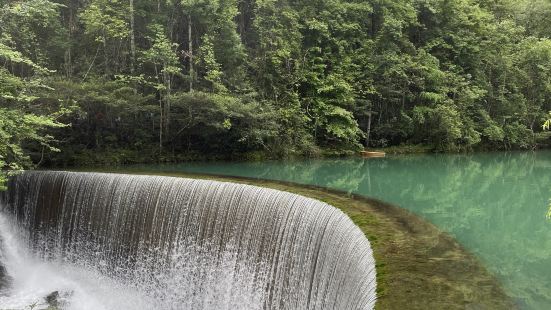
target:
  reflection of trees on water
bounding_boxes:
[138,152,551,309]
[353,152,551,309]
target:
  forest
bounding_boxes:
[2,0,551,180]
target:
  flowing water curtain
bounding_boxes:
[0,171,376,309]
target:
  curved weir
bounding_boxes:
[0,171,376,309]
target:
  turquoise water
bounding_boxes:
[132,151,551,309]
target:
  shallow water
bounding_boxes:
[132,151,551,309]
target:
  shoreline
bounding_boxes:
[41,145,551,168]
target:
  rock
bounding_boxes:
[45,291,60,307]
[0,263,11,291]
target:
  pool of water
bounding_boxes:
[129,151,551,309]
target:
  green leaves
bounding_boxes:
[0,1,67,189]
[4,0,551,173]
[0,108,65,188]
[198,34,226,93]
[80,0,129,41]
[544,113,551,131]
[141,24,180,75]
[412,104,467,150]
[0,42,49,74]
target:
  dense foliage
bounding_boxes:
[2,0,551,177]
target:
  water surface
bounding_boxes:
[132,151,551,309]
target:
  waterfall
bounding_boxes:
[0,171,376,309]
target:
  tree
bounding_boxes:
[0,0,66,189]
[140,24,180,152]
[4,0,551,169]
[79,0,130,75]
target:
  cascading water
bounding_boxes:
[0,171,377,309]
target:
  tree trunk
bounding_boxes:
[65,47,72,78]
[155,64,163,153]
[159,95,163,153]
[164,69,171,140]
[365,113,372,148]
[188,14,193,92]
[129,0,136,74]
[103,29,109,76]
[64,2,75,78]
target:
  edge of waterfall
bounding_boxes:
[0,171,377,310]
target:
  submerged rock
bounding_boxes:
[45,290,59,307]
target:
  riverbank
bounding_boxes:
[92,169,515,309]
[43,140,551,168]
